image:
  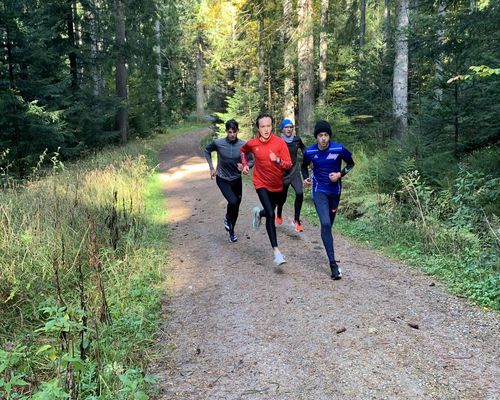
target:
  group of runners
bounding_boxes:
[204,113,355,280]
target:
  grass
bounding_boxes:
[0,122,206,399]
[293,154,499,311]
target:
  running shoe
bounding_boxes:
[229,232,238,243]
[293,220,304,232]
[252,206,262,230]
[224,217,231,232]
[275,215,283,225]
[330,262,342,280]
[273,252,286,266]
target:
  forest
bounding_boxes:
[1,0,499,398]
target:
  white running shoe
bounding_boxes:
[252,206,262,230]
[273,252,286,266]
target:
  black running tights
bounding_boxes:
[256,188,281,248]
[216,176,242,229]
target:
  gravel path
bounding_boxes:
[155,128,499,400]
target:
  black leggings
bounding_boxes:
[276,181,304,222]
[256,188,282,248]
[216,176,242,229]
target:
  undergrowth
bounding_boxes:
[0,124,202,399]
[299,147,499,310]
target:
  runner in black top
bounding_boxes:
[204,119,252,243]
[275,118,306,232]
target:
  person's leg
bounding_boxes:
[314,191,342,279]
[228,178,242,228]
[290,173,304,226]
[216,176,240,235]
[313,191,336,264]
[254,188,285,264]
[276,183,289,223]
[329,193,340,226]
[256,188,278,248]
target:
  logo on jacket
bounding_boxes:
[326,153,338,160]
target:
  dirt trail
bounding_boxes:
[155,128,499,400]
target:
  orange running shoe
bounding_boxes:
[294,220,304,232]
[275,216,283,225]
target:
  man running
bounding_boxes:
[204,119,251,243]
[241,113,292,266]
[301,120,355,280]
[275,118,306,232]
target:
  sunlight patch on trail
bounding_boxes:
[161,159,208,183]
[161,159,208,222]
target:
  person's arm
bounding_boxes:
[330,153,355,183]
[204,141,217,178]
[247,152,254,169]
[240,142,251,174]
[301,151,311,181]
[341,157,355,177]
[298,138,306,151]
[270,140,292,170]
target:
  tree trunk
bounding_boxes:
[67,0,78,92]
[196,35,204,121]
[360,0,366,47]
[318,0,329,106]
[454,81,459,152]
[115,0,128,144]
[6,25,15,89]
[282,0,295,120]
[155,18,163,124]
[297,0,314,136]
[89,0,103,96]
[258,2,266,110]
[434,0,445,101]
[392,0,409,138]
[384,0,391,45]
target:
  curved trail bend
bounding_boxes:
[155,128,499,400]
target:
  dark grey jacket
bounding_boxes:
[204,137,253,181]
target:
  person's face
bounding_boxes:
[257,117,273,139]
[316,132,330,149]
[282,125,294,137]
[226,128,238,141]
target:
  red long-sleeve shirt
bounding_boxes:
[240,133,292,192]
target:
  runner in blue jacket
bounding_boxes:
[301,120,355,280]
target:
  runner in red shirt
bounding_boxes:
[241,113,292,266]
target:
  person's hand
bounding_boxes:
[329,172,341,182]
[304,177,312,186]
[210,168,216,179]
[269,151,277,162]
[242,165,250,175]
[237,162,243,171]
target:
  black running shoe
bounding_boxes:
[224,218,231,232]
[330,262,342,280]
[229,232,238,243]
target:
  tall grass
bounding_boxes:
[0,124,203,399]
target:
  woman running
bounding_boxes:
[301,120,355,279]
[204,119,251,243]
[275,118,306,232]
[241,113,292,266]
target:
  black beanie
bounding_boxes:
[313,120,332,138]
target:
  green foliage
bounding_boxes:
[0,128,185,398]
[316,149,500,310]
[0,0,195,176]
[215,82,260,140]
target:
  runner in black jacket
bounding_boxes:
[276,119,306,232]
[204,119,252,243]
